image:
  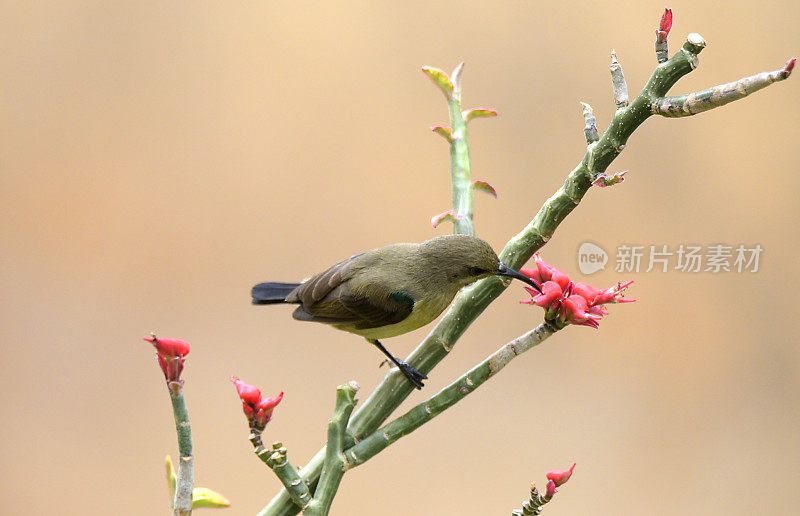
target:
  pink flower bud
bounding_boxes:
[546,463,576,487]
[550,269,571,290]
[241,401,255,420]
[231,377,262,405]
[144,336,190,358]
[145,335,189,382]
[257,392,284,412]
[255,392,284,427]
[231,378,283,430]
[535,281,563,308]
[572,282,604,304]
[659,8,673,35]
[520,267,546,284]
[544,479,557,500]
[561,295,592,322]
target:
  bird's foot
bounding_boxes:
[394,360,427,390]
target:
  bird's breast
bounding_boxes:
[337,289,455,340]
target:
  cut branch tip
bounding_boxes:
[684,33,706,54]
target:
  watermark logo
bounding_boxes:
[577,242,608,275]
[576,243,763,275]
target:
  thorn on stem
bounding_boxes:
[451,62,465,92]
[463,108,498,122]
[472,179,498,198]
[431,125,454,142]
[430,209,462,228]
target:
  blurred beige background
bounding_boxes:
[1,1,798,514]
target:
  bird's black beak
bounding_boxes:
[496,262,542,294]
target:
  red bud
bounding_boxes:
[544,479,557,500]
[546,463,576,487]
[231,377,262,405]
[257,391,284,412]
[144,335,190,358]
[659,8,673,34]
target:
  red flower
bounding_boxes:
[521,255,634,328]
[144,334,190,383]
[231,377,283,431]
[546,463,576,487]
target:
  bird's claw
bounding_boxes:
[395,360,427,389]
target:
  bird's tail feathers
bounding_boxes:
[251,282,301,304]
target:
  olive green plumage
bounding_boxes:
[285,235,500,339]
[251,234,539,389]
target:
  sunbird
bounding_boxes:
[251,234,541,389]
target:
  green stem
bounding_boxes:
[511,483,552,515]
[343,324,556,469]
[446,63,475,236]
[304,383,359,516]
[170,384,194,516]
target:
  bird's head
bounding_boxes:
[420,235,542,293]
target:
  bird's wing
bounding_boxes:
[286,252,365,306]
[293,285,414,329]
[289,253,415,329]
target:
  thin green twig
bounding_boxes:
[170,385,194,516]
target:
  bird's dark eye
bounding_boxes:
[469,267,484,276]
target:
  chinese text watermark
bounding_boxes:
[577,243,762,274]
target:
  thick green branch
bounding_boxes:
[169,386,194,516]
[304,383,359,516]
[258,30,792,516]
[343,323,556,469]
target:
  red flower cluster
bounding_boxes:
[144,334,190,384]
[520,255,634,328]
[231,377,283,431]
